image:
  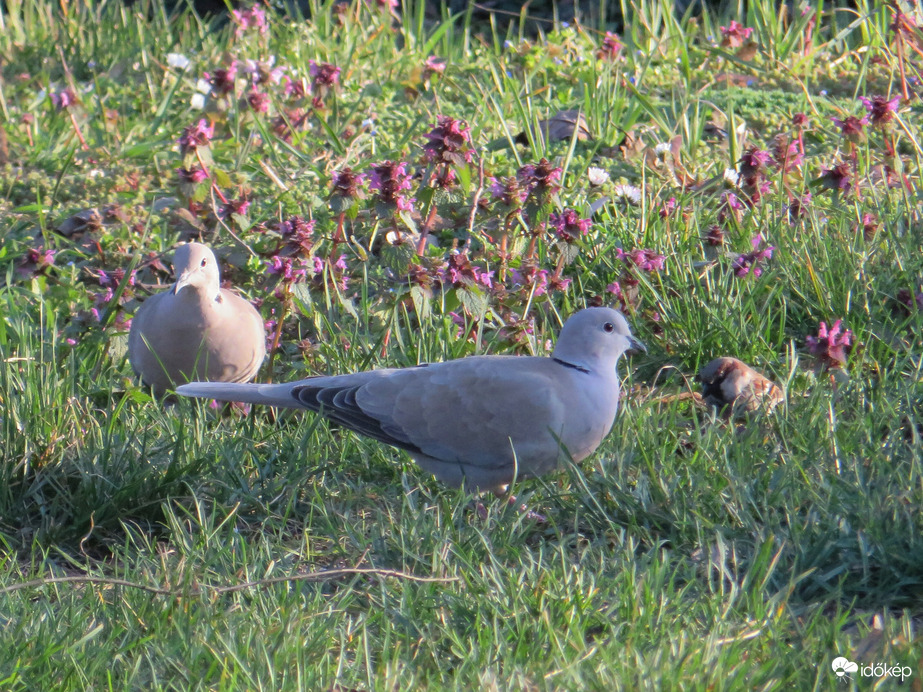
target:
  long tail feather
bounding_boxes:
[175,381,302,408]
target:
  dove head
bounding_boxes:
[172,242,220,296]
[552,307,645,373]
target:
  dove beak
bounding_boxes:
[173,270,193,294]
[627,336,647,356]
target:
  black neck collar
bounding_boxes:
[553,357,591,374]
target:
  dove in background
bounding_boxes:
[128,242,265,396]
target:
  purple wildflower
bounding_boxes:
[176,166,209,184]
[422,116,472,166]
[443,252,492,289]
[266,255,308,282]
[617,248,666,273]
[659,197,677,219]
[770,135,803,171]
[517,159,562,198]
[549,209,592,243]
[489,176,528,207]
[859,95,900,127]
[806,319,853,368]
[21,246,57,276]
[231,5,268,37]
[596,32,623,60]
[719,20,754,48]
[247,89,270,113]
[739,148,772,180]
[279,215,316,254]
[819,163,853,192]
[330,167,367,202]
[422,56,446,80]
[178,119,214,155]
[283,76,307,100]
[855,212,879,241]
[704,224,725,248]
[311,255,349,292]
[370,161,414,212]
[718,191,745,225]
[309,61,341,89]
[242,58,285,86]
[51,88,77,110]
[512,263,551,296]
[731,234,774,277]
[220,196,250,219]
[205,63,238,96]
[831,115,867,141]
[96,267,135,287]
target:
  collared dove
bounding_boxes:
[128,242,265,396]
[176,307,644,493]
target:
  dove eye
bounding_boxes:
[603,322,615,333]
[201,258,208,267]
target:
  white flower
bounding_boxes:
[612,184,642,206]
[723,168,741,187]
[587,166,610,186]
[654,142,671,158]
[166,53,190,70]
[190,93,207,110]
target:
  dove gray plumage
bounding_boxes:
[176,307,643,493]
[128,242,266,396]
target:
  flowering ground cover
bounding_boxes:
[1,0,922,688]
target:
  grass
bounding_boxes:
[1,0,923,688]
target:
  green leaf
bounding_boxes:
[410,284,432,320]
[213,168,233,188]
[457,286,488,317]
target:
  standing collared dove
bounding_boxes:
[128,242,265,396]
[176,307,644,493]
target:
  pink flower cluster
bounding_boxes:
[615,248,666,273]
[596,32,622,60]
[443,252,493,289]
[51,88,77,110]
[806,319,853,368]
[489,176,528,208]
[330,168,367,201]
[859,95,900,127]
[266,255,309,282]
[732,235,774,278]
[309,61,340,89]
[720,20,754,48]
[422,116,472,166]
[550,209,591,243]
[231,5,268,38]
[178,119,214,156]
[370,161,414,212]
[517,159,562,199]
